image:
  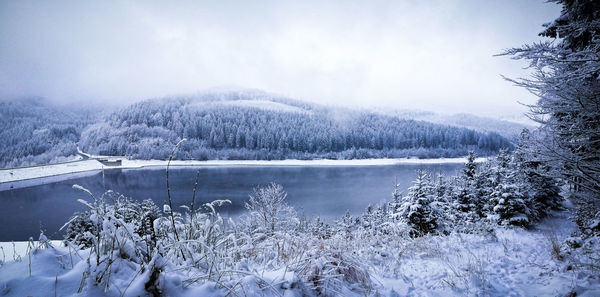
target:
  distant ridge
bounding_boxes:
[374,108,534,140]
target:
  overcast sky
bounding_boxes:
[0,0,560,119]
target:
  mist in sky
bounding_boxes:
[0,0,560,118]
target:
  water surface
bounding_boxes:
[0,164,462,240]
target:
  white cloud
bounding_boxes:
[0,0,560,118]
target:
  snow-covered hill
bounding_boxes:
[202,99,312,114]
[77,89,513,161]
[1,90,520,168]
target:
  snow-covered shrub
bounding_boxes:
[65,185,152,292]
[64,210,98,248]
[293,247,373,296]
[572,192,600,237]
[245,183,296,235]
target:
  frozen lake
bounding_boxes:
[0,163,463,241]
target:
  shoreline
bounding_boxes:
[0,157,485,191]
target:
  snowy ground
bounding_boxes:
[0,210,598,296]
[377,211,600,296]
[0,157,486,190]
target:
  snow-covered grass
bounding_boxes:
[0,208,598,296]
[377,212,600,296]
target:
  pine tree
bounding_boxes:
[452,151,486,219]
[513,129,563,220]
[338,210,355,239]
[389,180,403,220]
[397,170,438,236]
[486,149,513,211]
[464,151,477,181]
[65,211,98,248]
[311,216,330,239]
[501,0,600,197]
[453,184,474,213]
[492,181,531,227]
[433,172,448,199]
[451,179,481,226]
[430,173,452,233]
[527,166,562,220]
[475,161,496,215]
[362,204,375,229]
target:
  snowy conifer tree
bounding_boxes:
[492,183,531,227]
[526,165,562,220]
[491,167,532,227]
[397,170,438,236]
[501,0,600,231]
[464,151,477,181]
[452,151,486,220]
[388,181,403,220]
[453,183,474,213]
[337,210,355,238]
[513,129,563,220]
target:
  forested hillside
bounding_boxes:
[0,98,97,167]
[0,91,514,168]
[78,90,513,160]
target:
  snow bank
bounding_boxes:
[119,157,485,168]
[0,160,102,190]
[0,240,63,259]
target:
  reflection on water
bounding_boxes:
[0,164,462,240]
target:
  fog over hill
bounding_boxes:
[375,109,534,140]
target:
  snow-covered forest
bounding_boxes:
[0,91,514,168]
[0,98,98,168]
[78,90,512,161]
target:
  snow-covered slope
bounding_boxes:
[204,99,312,114]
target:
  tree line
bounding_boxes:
[501,0,600,237]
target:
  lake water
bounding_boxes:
[0,163,463,241]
